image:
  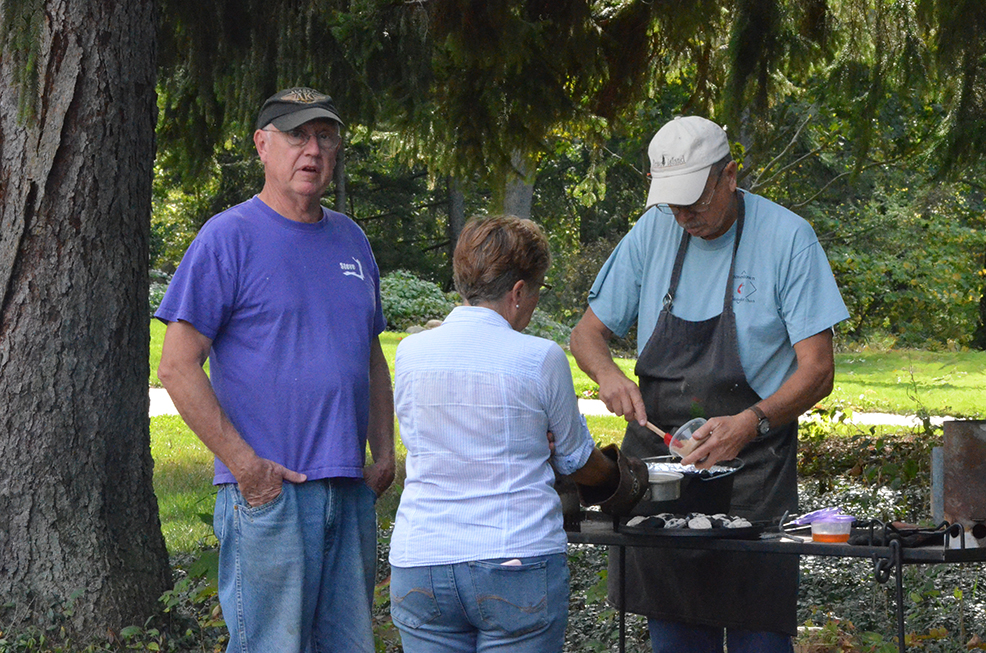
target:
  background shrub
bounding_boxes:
[380,270,458,331]
[380,270,574,344]
[149,269,172,318]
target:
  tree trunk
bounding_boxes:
[447,176,465,264]
[334,140,347,213]
[0,0,171,640]
[501,151,534,219]
[975,248,986,350]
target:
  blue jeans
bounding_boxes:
[214,478,377,653]
[648,618,794,653]
[390,553,569,653]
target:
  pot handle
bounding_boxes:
[695,457,744,481]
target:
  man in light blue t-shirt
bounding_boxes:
[156,88,394,653]
[571,116,849,652]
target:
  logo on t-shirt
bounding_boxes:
[734,273,757,303]
[340,257,364,280]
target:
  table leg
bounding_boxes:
[892,540,905,653]
[619,545,626,653]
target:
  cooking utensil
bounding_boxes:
[645,470,683,501]
[630,456,745,516]
[645,421,667,437]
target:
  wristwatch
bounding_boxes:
[749,405,770,436]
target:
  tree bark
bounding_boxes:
[975,248,986,350]
[501,151,534,220]
[334,140,347,213]
[446,175,465,263]
[0,0,171,640]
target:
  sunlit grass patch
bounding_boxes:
[151,415,215,554]
[568,352,636,399]
[585,414,631,447]
[829,349,986,418]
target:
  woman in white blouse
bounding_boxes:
[388,215,646,653]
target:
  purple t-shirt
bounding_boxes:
[155,196,386,484]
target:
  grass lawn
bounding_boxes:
[152,321,986,417]
[828,349,986,417]
[149,323,985,554]
[149,318,164,386]
[151,415,216,553]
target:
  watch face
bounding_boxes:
[758,419,770,435]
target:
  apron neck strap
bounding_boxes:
[722,193,746,308]
[663,192,746,312]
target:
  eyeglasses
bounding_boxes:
[657,168,724,217]
[539,281,553,293]
[264,127,341,151]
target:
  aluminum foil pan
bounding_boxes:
[644,456,744,479]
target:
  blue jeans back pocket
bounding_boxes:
[469,560,548,636]
[390,566,442,629]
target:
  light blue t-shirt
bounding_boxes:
[389,306,596,566]
[588,191,849,398]
[156,196,386,484]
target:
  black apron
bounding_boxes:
[608,196,800,636]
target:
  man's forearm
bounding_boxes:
[571,308,648,425]
[158,323,259,476]
[746,330,835,428]
[570,309,624,384]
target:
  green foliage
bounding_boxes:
[525,309,572,345]
[155,551,225,650]
[148,0,986,351]
[149,271,172,319]
[798,407,938,498]
[151,135,265,273]
[824,188,986,349]
[380,270,457,332]
[341,129,479,284]
[380,270,575,344]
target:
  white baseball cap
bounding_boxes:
[646,116,730,209]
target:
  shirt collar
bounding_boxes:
[443,305,513,330]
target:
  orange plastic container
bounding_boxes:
[811,515,854,543]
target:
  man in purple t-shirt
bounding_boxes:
[156,87,394,653]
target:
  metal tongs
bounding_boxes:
[784,507,844,528]
[759,509,838,542]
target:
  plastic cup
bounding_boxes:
[667,417,707,458]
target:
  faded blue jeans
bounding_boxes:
[648,618,794,653]
[214,478,377,653]
[390,553,569,653]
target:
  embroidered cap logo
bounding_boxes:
[282,88,327,104]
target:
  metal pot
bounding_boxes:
[646,471,683,502]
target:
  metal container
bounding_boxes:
[943,420,986,545]
[646,471,683,502]
[631,456,744,516]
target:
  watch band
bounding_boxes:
[749,404,770,434]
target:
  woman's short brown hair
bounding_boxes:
[453,215,551,304]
